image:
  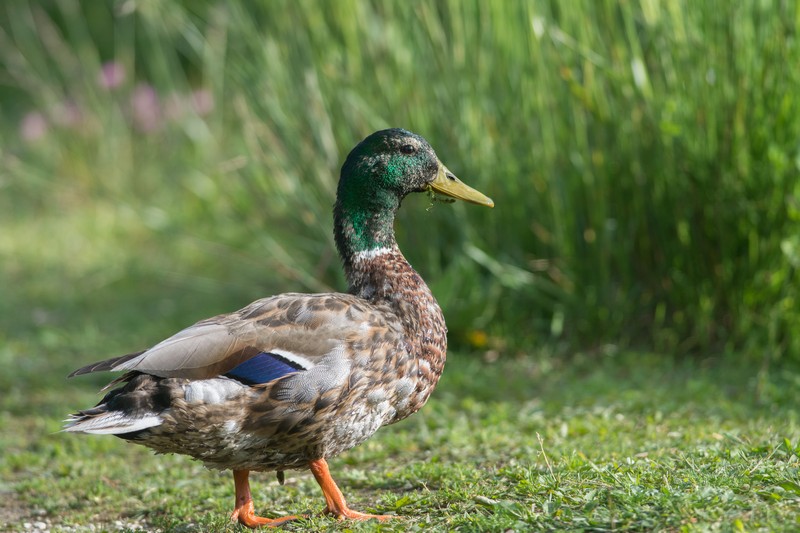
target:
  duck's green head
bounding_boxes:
[335,128,493,255]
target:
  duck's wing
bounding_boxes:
[69,292,400,382]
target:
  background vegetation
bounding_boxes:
[3,0,799,358]
[1,0,799,531]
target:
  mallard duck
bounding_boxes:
[65,128,493,527]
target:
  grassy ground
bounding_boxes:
[3,341,800,531]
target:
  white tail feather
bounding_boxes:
[63,412,162,435]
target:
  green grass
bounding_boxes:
[3,338,800,531]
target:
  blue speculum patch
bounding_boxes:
[226,352,305,384]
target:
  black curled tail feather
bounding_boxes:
[64,373,174,436]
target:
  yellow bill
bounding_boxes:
[429,161,494,208]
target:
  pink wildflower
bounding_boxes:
[20,111,48,142]
[130,84,162,132]
[97,61,126,90]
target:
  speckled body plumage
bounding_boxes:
[108,271,445,472]
[65,128,492,527]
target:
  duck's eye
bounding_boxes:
[400,144,416,155]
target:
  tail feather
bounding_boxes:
[64,372,167,436]
[63,411,162,435]
[67,351,146,378]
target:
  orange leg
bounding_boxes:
[309,458,392,521]
[230,470,300,528]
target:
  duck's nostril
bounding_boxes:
[445,171,457,181]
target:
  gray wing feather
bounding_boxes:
[81,293,392,379]
[112,322,249,378]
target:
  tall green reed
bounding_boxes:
[1,0,797,360]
